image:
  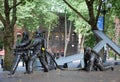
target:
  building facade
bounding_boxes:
[45,13,78,58]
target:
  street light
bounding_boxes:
[97,0,112,62]
[97,0,112,32]
[101,0,112,32]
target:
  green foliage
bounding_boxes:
[110,0,120,17]
[109,50,115,58]
[72,15,95,47]
[43,12,58,30]
[66,0,89,20]
[16,0,38,31]
[65,0,94,47]
[84,32,96,48]
[64,0,120,48]
[1,0,120,48]
[104,0,120,41]
[16,0,58,32]
[0,0,4,14]
[65,0,91,35]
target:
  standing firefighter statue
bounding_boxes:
[25,30,49,74]
[9,31,31,75]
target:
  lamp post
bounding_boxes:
[101,0,112,32]
[97,0,112,62]
[97,0,112,32]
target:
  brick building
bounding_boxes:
[14,24,23,43]
[43,13,78,58]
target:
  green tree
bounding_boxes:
[16,0,59,48]
[0,0,22,71]
[0,0,59,70]
[63,0,102,30]
[67,1,94,47]
[16,0,58,32]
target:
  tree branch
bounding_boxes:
[4,0,10,22]
[85,0,95,23]
[63,0,89,24]
[11,0,17,27]
[85,0,99,30]
[10,0,22,10]
[95,0,103,27]
[85,0,89,4]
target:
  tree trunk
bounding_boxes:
[3,25,14,71]
[78,35,84,53]
[64,14,72,57]
[113,16,120,60]
[47,26,51,49]
[2,0,21,71]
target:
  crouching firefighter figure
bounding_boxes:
[25,30,49,74]
[84,47,114,72]
[9,31,31,75]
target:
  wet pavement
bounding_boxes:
[0,65,120,82]
[0,57,120,82]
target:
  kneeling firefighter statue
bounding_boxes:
[84,47,114,72]
[25,30,49,74]
[9,31,31,75]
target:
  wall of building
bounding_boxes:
[46,14,78,58]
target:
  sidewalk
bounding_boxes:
[0,58,120,82]
[0,65,120,82]
[0,65,2,72]
[0,62,25,73]
[0,57,120,73]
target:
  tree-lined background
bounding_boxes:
[0,0,120,71]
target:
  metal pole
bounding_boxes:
[102,1,106,62]
[103,1,106,32]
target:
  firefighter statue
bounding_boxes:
[84,47,114,72]
[9,31,31,75]
[25,30,49,74]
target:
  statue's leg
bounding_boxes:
[94,56,114,71]
[1,59,3,68]
[23,53,29,73]
[104,65,114,71]
[95,63,105,71]
[39,55,49,72]
[27,54,37,74]
[84,58,88,70]
[45,51,56,70]
[44,54,48,64]
[87,55,95,72]
[9,55,21,75]
[96,62,114,71]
